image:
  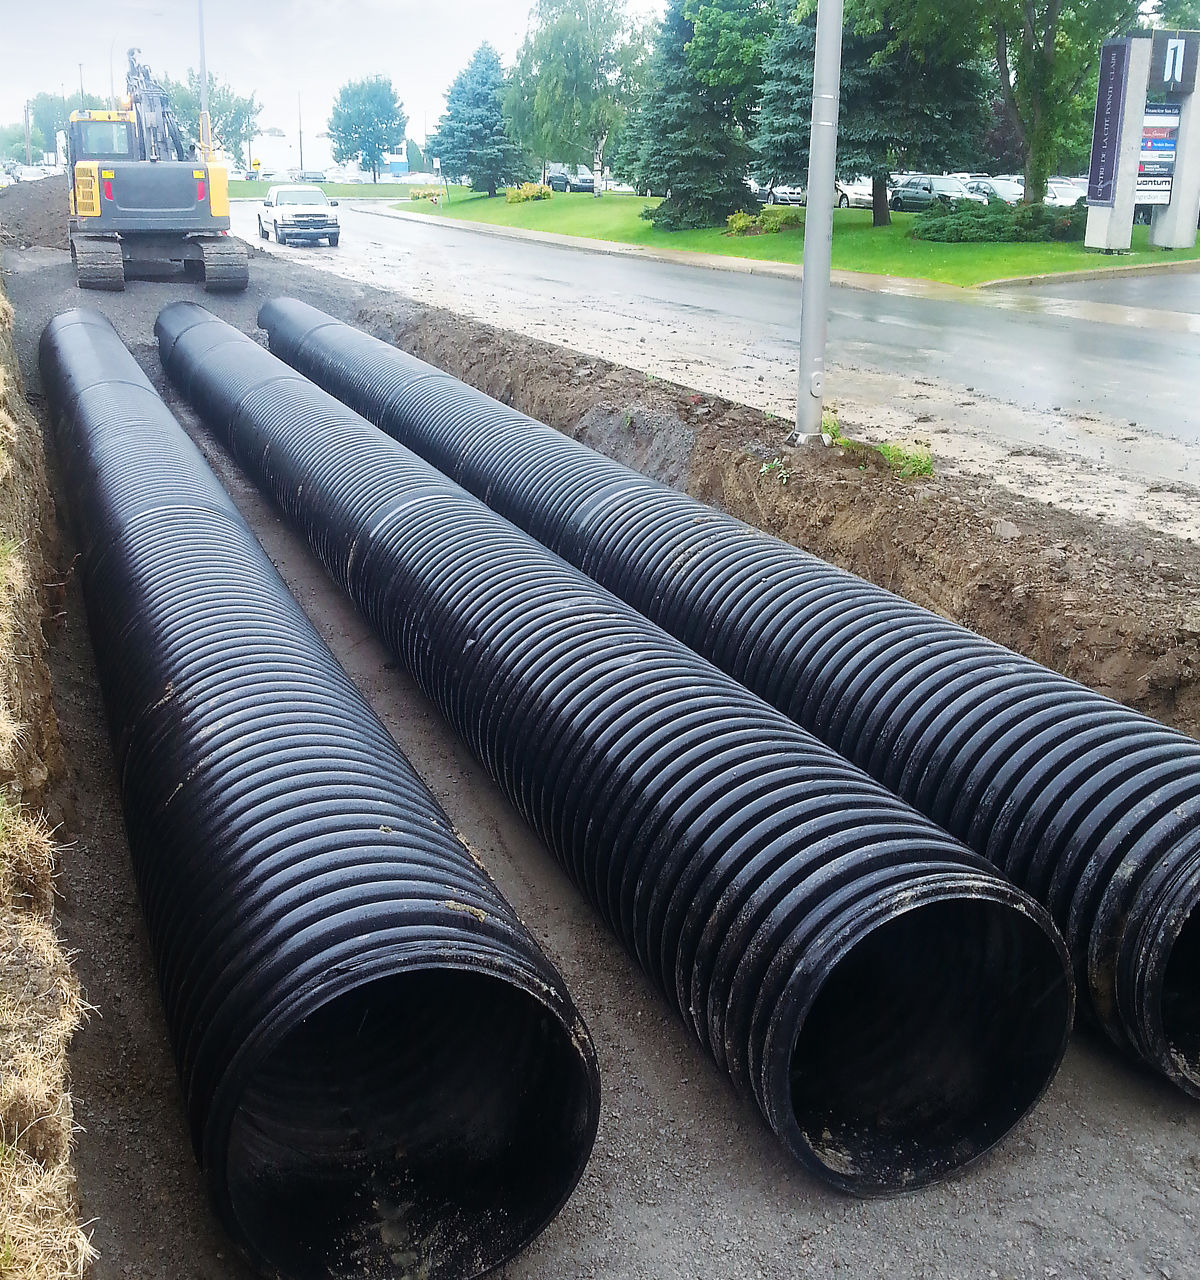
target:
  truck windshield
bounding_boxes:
[77,122,133,159]
[277,189,327,205]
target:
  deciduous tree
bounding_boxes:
[328,76,407,182]
[162,72,262,168]
[683,0,778,132]
[873,0,1141,201]
[507,0,648,195]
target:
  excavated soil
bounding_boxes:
[0,178,71,252]
[370,304,1200,739]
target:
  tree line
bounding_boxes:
[2,75,261,168]
[397,0,1195,229]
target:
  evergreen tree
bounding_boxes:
[756,5,987,226]
[428,44,524,197]
[636,0,758,228]
[406,138,425,172]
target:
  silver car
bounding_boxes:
[890,174,987,211]
[965,177,1025,206]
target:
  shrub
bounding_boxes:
[759,204,803,233]
[506,182,554,204]
[912,197,1088,243]
[725,211,760,236]
[724,206,804,236]
[408,186,443,202]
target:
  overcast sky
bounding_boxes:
[3,0,662,159]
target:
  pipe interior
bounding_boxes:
[1161,902,1200,1085]
[790,898,1070,1193]
[226,968,594,1279]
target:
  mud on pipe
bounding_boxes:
[158,301,1075,1197]
[39,308,600,1280]
[256,297,1200,1101]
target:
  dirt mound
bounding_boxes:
[0,178,70,252]
[368,302,1200,740]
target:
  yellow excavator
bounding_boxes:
[67,51,248,291]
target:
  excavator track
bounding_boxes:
[199,237,249,292]
[73,236,125,291]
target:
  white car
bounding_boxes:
[258,184,340,247]
[755,180,851,207]
[838,175,877,208]
[1044,180,1084,208]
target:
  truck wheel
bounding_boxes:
[258,217,268,240]
[274,222,286,245]
[328,234,339,247]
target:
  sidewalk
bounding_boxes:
[350,199,1200,288]
[345,200,1200,335]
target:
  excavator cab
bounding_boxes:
[67,51,247,291]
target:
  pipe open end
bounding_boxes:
[788,896,1071,1195]
[1161,900,1200,1092]
[224,968,598,1279]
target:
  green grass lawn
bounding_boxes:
[228,181,407,199]
[391,188,1200,286]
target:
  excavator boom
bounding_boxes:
[66,51,247,292]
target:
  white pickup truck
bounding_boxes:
[257,184,340,247]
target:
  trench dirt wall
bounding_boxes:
[367,302,1200,740]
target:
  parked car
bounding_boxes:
[547,164,595,193]
[890,174,986,211]
[258,184,340,246]
[838,175,878,208]
[994,174,1026,188]
[754,181,851,207]
[1044,180,1084,208]
[964,177,1024,206]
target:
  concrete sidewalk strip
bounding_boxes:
[343,198,1200,297]
[328,200,1200,334]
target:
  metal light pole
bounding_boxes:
[198,0,212,157]
[794,0,845,445]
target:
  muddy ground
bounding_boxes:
[2,210,1199,1279]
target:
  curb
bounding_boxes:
[977,257,1200,288]
[239,197,1200,299]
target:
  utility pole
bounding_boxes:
[793,0,845,445]
[109,35,120,110]
[198,0,212,158]
[24,102,32,166]
[79,64,86,110]
[298,94,303,171]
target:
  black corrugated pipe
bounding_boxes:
[40,308,600,1280]
[158,300,1075,1197]
[256,298,1200,1101]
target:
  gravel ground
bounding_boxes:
[2,243,1199,1280]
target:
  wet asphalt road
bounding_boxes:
[234,201,1200,440]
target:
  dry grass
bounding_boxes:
[0,805,95,1279]
[0,278,93,1276]
[0,1144,95,1280]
